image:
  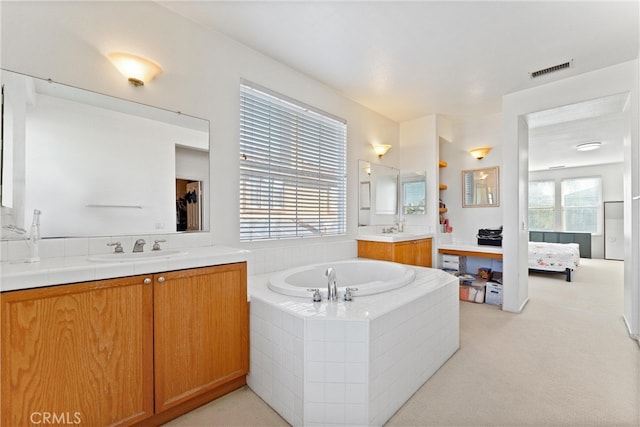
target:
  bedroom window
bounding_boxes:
[239,80,347,242]
[528,180,555,231]
[561,177,602,234]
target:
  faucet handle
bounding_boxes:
[306,288,322,302]
[152,239,166,251]
[107,242,123,253]
[344,287,359,301]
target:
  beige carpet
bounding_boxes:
[166,259,640,427]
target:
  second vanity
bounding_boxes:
[1,246,249,427]
[356,232,433,268]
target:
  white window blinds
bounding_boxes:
[239,81,347,242]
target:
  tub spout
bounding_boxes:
[325,267,338,302]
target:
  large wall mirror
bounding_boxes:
[358,159,398,226]
[462,166,499,207]
[1,69,210,239]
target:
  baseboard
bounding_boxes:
[501,297,529,314]
[622,315,640,347]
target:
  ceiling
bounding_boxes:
[157,1,638,169]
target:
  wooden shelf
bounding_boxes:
[439,160,448,168]
[439,184,448,190]
[439,208,448,213]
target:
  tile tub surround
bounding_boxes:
[0,245,249,292]
[247,265,459,426]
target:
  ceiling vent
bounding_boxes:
[530,60,573,78]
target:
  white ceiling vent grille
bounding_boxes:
[530,60,573,78]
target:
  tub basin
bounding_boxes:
[267,259,416,298]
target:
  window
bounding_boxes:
[239,81,347,241]
[528,180,555,231]
[561,177,602,234]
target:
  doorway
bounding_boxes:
[604,201,624,260]
[176,179,203,231]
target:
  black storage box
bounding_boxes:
[478,237,502,246]
[477,226,503,246]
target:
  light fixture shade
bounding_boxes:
[468,146,492,160]
[576,142,601,151]
[372,144,391,158]
[108,52,162,87]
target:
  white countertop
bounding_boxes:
[0,245,249,292]
[355,232,434,243]
[438,243,503,254]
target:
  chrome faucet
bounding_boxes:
[132,239,146,253]
[325,267,338,302]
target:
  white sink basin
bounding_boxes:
[88,250,187,262]
[356,232,432,243]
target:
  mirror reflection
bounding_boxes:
[462,166,499,207]
[358,160,399,226]
[401,171,426,215]
[1,69,210,239]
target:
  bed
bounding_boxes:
[528,231,591,282]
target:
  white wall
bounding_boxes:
[503,60,639,333]
[0,1,399,252]
[529,163,624,259]
[439,114,503,243]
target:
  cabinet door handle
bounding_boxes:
[157,276,166,283]
[143,278,152,285]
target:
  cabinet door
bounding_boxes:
[1,276,154,427]
[392,238,432,267]
[153,263,248,413]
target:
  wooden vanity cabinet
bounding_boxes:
[1,275,154,427]
[358,238,433,268]
[153,263,248,414]
[1,262,248,427]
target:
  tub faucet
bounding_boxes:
[133,239,146,253]
[325,267,338,301]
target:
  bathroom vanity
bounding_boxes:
[1,248,248,427]
[357,234,433,267]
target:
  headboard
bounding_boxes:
[529,231,592,258]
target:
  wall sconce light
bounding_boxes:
[576,142,601,151]
[108,52,163,87]
[372,144,391,158]
[468,146,493,160]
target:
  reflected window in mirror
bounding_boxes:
[401,172,426,215]
[462,166,500,207]
[358,159,399,226]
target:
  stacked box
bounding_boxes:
[459,280,486,303]
[485,282,503,306]
[442,254,460,272]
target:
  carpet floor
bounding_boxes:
[166,258,639,427]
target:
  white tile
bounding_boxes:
[38,239,65,259]
[305,403,325,425]
[324,382,345,403]
[306,320,326,341]
[325,320,346,341]
[345,403,369,426]
[64,238,89,257]
[346,342,367,363]
[324,362,345,383]
[325,341,346,363]
[0,240,7,262]
[306,361,324,382]
[306,341,325,362]
[345,362,368,384]
[346,383,367,404]
[7,239,29,262]
[345,321,367,342]
[324,403,345,424]
[305,382,324,402]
